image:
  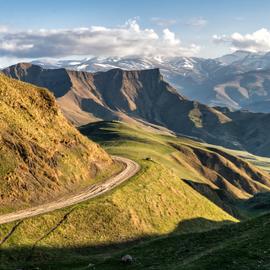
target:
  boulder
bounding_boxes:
[121,254,133,264]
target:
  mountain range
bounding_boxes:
[3,62,270,157]
[30,50,270,112]
[2,55,270,270]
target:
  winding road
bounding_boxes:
[0,156,140,225]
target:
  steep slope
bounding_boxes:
[0,73,120,212]
[29,52,270,112]
[217,110,270,156]
[1,121,270,269]
[5,63,270,156]
[2,63,231,135]
[211,69,270,110]
[31,55,220,87]
[30,56,225,107]
[80,121,270,217]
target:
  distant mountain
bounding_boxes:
[4,63,270,156]
[30,51,270,112]
[216,50,253,65]
[31,56,221,96]
[217,50,270,71]
[2,63,230,133]
[0,72,116,210]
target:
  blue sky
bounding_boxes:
[0,0,270,66]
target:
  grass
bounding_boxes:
[0,121,241,269]
[93,213,270,270]
[1,120,270,269]
[0,74,120,211]
[204,143,270,173]
[0,158,236,269]
[82,121,211,182]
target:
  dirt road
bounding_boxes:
[0,156,140,225]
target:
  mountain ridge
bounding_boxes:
[25,51,270,112]
[4,63,270,156]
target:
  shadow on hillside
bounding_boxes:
[0,217,234,270]
[183,179,270,219]
[81,100,117,120]
[183,179,243,219]
[79,121,154,145]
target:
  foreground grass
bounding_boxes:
[95,213,270,270]
[0,158,236,269]
[1,120,270,269]
[0,121,240,269]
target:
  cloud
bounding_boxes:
[185,17,207,28]
[0,56,30,68]
[163,29,180,45]
[151,17,177,27]
[213,28,270,52]
[0,20,200,59]
[0,25,8,33]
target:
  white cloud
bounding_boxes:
[0,20,200,59]
[163,29,180,45]
[186,17,208,28]
[213,28,270,52]
[0,56,31,68]
[0,25,8,33]
[151,17,177,27]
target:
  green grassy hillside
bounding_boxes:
[0,121,243,269]
[0,74,121,212]
[95,212,270,270]
[81,121,270,217]
[1,121,270,269]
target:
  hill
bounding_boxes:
[0,73,121,212]
[1,121,270,269]
[80,121,270,217]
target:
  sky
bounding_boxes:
[1,0,270,66]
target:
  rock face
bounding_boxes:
[4,63,270,156]
[30,52,270,112]
[0,73,115,210]
[2,63,230,131]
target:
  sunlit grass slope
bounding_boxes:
[0,74,120,212]
[0,121,241,269]
[81,121,270,215]
[1,120,270,269]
